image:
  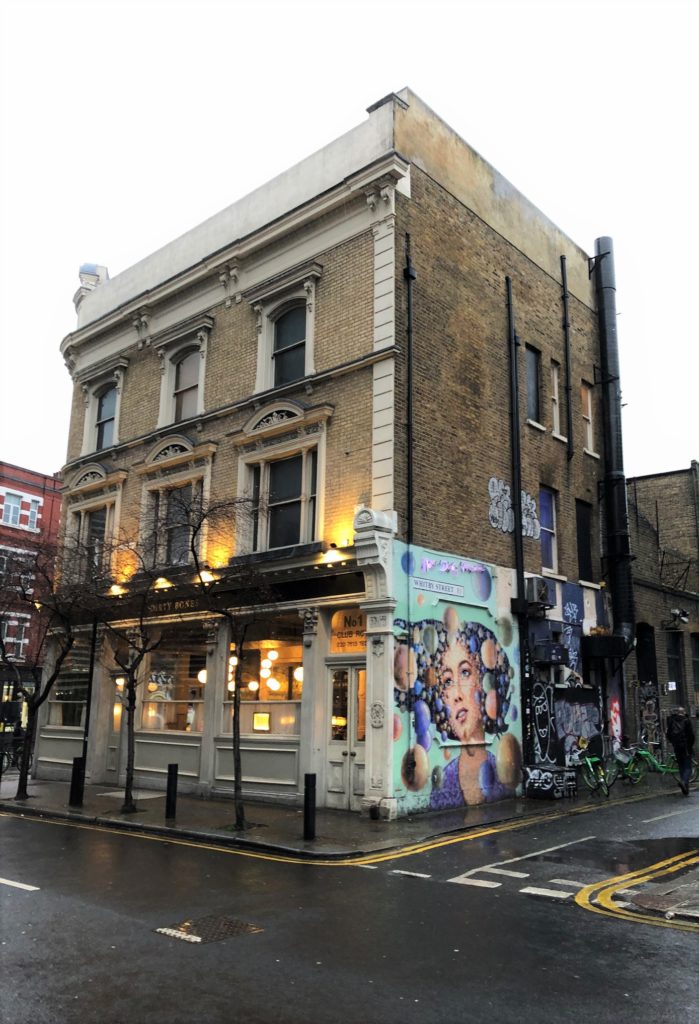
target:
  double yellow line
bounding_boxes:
[575,849,699,933]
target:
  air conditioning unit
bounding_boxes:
[525,575,556,608]
[533,642,569,666]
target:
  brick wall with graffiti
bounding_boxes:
[392,542,522,812]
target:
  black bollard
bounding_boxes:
[303,772,316,841]
[165,763,178,820]
[68,756,85,808]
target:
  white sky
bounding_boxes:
[1,0,696,480]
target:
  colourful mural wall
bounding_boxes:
[392,543,522,813]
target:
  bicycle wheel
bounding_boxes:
[668,754,699,784]
[595,765,610,798]
[632,755,649,783]
[624,757,645,784]
[580,762,599,792]
[605,759,620,787]
[1,748,11,773]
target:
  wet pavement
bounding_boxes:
[2,769,698,920]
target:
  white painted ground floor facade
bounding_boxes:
[34,510,616,817]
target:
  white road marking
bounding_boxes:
[390,870,432,879]
[355,864,377,869]
[450,877,501,888]
[547,878,589,887]
[448,836,595,884]
[617,888,639,896]
[520,886,574,899]
[155,927,202,943]
[641,809,692,823]
[480,867,529,878]
[0,877,40,891]
[614,900,633,909]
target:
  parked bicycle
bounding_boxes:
[606,744,645,786]
[632,743,698,785]
[0,730,33,774]
[607,742,698,788]
[570,737,610,797]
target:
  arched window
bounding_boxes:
[273,306,306,387]
[173,350,199,422]
[95,386,117,450]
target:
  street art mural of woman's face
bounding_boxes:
[394,607,522,810]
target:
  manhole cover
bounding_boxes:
[155,914,263,944]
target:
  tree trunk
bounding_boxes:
[121,675,137,813]
[232,624,247,830]
[14,703,38,801]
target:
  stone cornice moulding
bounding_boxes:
[231,401,334,448]
[72,354,130,387]
[241,260,323,308]
[135,439,218,476]
[59,153,411,356]
[150,313,215,355]
[64,465,128,499]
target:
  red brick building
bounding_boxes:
[0,461,62,713]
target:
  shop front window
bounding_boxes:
[48,642,90,726]
[223,637,303,735]
[141,642,206,732]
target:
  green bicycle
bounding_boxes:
[571,738,610,797]
[608,743,698,786]
[632,744,698,784]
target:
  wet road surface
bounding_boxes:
[1,790,697,1024]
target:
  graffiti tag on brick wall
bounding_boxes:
[532,679,559,765]
[523,765,576,799]
[488,477,540,537]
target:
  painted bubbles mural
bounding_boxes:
[393,544,522,812]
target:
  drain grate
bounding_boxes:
[155,914,263,944]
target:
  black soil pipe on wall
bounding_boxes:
[404,234,416,547]
[593,237,635,647]
[560,256,574,462]
[506,278,532,763]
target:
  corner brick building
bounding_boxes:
[36,90,634,815]
[624,463,699,750]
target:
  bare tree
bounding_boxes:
[0,538,87,800]
[81,487,276,827]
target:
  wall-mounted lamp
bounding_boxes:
[153,577,173,590]
[662,608,689,628]
[108,584,127,597]
[197,668,208,685]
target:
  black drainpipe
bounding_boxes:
[560,255,574,462]
[506,278,533,765]
[593,237,634,649]
[404,235,416,548]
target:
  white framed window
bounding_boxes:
[76,356,128,455]
[28,499,40,530]
[136,438,216,570]
[0,615,30,661]
[244,260,322,394]
[144,480,203,569]
[64,464,126,579]
[539,486,558,573]
[250,448,318,551]
[525,345,541,424]
[2,492,21,526]
[234,400,331,555]
[551,360,566,439]
[153,315,213,428]
[141,642,207,733]
[581,381,595,453]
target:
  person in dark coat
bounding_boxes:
[666,707,695,795]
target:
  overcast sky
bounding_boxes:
[1,0,696,480]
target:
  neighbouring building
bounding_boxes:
[36,89,634,815]
[624,462,699,751]
[0,461,62,720]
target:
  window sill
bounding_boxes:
[578,579,602,590]
[526,419,546,433]
[552,432,568,444]
[583,448,600,460]
[542,569,567,582]
[230,542,323,566]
